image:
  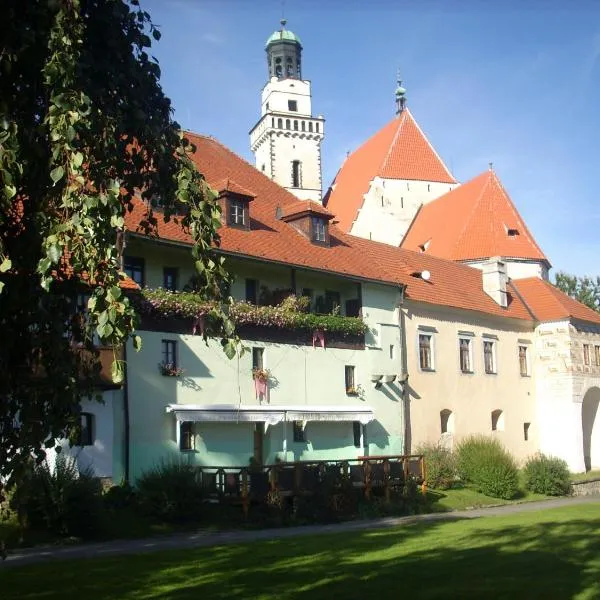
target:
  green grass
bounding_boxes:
[571,470,600,482]
[2,504,600,599]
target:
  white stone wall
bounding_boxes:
[260,78,312,116]
[465,259,549,282]
[350,177,458,245]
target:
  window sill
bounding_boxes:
[419,367,436,373]
[179,449,198,454]
[460,370,475,375]
[346,391,359,396]
[484,371,498,376]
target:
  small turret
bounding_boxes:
[266,19,302,80]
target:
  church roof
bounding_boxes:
[511,277,600,325]
[323,108,456,232]
[401,169,549,265]
[123,131,533,322]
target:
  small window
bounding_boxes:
[524,422,531,441]
[519,345,529,376]
[291,160,301,188]
[595,345,600,367]
[252,347,264,370]
[312,217,326,242]
[78,412,94,446]
[288,100,298,111]
[245,279,258,304]
[180,421,194,451]
[353,421,362,448]
[277,118,283,128]
[162,339,177,369]
[301,121,305,131]
[266,102,270,110]
[315,122,320,133]
[584,344,590,366]
[293,421,306,443]
[419,333,433,370]
[459,338,472,373]
[345,365,356,394]
[123,256,145,287]
[491,409,504,432]
[293,120,298,131]
[389,345,395,360]
[271,117,274,127]
[228,198,246,227]
[285,119,291,130]
[324,290,341,314]
[427,184,431,192]
[484,340,496,374]
[507,228,519,237]
[163,267,178,291]
[440,409,453,435]
[308,122,313,132]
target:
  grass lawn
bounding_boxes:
[2,503,600,600]
[572,470,600,482]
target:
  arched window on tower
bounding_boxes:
[294,120,298,131]
[271,118,274,128]
[291,160,301,188]
[316,122,320,133]
[285,119,290,130]
[278,118,283,129]
[308,122,313,132]
[297,60,301,78]
[301,121,305,131]
[275,57,282,78]
[286,56,293,77]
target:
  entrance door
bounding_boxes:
[253,422,265,465]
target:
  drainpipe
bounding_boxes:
[122,343,131,484]
[397,285,411,455]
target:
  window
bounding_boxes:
[524,422,531,441]
[312,217,326,242]
[315,122,319,133]
[389,345,395,360]
[180,421,194,451]
[459,338,472,373]
[308,122,313,132]
[584,344,590,366]
[419,334,433,370]
[345,365,356,394]
[228,199,246,227]
[288,100,298,111]
[519,345,529,376]
[252,347,264,370]
[483,340,496,374]
[491,409,504,431]
[353,421,362,448]
[324,290,341,314]
[163,267,178,291]
[124,256,145,287]
[293,120,298,131]
[285,119,291,130]
[277,118,283,128]
[440,409,453,435]
[301,121,305,131]
[245,278,258,304]
[596,345,600,366]
[162,339,177,368]
[293,421,306,443]
[78,412,94,446]
[291,160,301,188]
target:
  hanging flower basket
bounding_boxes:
[252,367,270,383]
[158,362,185,377]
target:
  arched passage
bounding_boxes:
[582,387,600,471]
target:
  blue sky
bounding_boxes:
[144,0,600,278]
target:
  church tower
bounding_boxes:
[250,20,325,202]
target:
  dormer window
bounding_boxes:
[507,228,519,237]
[214,178,255,232]
[229,199,246,227]
[312,217,326,243]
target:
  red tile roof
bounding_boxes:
[323,108,456,232]
[511,277,600,324]
[212,177,256,198]
[401,170,549,264]
[123,132,533,322]
[280,200,333,220]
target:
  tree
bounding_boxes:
[0,0,234,488]
[555,272,600,312]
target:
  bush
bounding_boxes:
[456,435,519,500]
[14,454,104,538]
[417,443,456,490]
[524,453,572,496]
[136,462,203,522]
[103,482,139,511]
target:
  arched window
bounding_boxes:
[286,119,290,130]
[277,118,283,129]
[440,409,454,434]
[293,120,298,131]
[271,118,274,128]
[316,122,320,133]
[291,160,301,188]
[491,409,504,431]
[308,122,313,132]
[301,121,305,131]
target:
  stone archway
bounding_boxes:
[582,387,600,471]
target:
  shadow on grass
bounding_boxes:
[2,509,600,600]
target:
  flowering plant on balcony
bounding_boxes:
[158,362,185,377]
[252,367,271,382]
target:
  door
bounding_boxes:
[253,422,265,465]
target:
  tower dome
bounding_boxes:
[265,19,303,80]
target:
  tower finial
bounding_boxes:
[280,18,287,29]
[395,68,407,115]
[488,162,494,172]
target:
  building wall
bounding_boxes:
[464,259,549,282]
[350,177,458,245]
[403,301,537,463]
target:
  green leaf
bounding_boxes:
[48,243,61,263]
[223,340,237,360]
[0,258,11,273]
[50,165,64,184]
[107,286,122,301]
[72,151,83,167]
[133,334,142,352]
[4,185,16,199]
[0,281,4,294]
[111,360,125,384]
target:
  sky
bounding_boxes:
[143,0,600,278]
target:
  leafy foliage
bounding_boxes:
[417,443,457,490]
[0,0,233,487]
[555,272,600,312]
[456,435,519,500]
[139,289,368,337]
[523,453,572,496]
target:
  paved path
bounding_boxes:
[2,496,599,569]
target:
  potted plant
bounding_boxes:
[252,367,270,382]
[158,362,185,377]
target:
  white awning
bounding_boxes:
[165,404,375,426]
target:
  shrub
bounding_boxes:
[136,462,203,522]
[456,435,519,500]
[15,454,104,538]
[417,443,456,490]
[103,482,139,511]
[524,453,572,496]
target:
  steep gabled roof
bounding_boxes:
[323,108,456,232]
[123,131,533,322]
[511,277,600,325]
[401,170,549,265]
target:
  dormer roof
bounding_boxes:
[212,178,256,200]
[280,201,334,221]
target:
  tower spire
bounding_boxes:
[395,69,407,115]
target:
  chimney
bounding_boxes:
[482,257,508,308]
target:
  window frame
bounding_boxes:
[163,267,178,291]
[123,256,145,287]
[353,421,362,448]
[518,344,530,377]
[595,345,600,367]
[179,421,194,451]
[228,198,247,228]
[418,332,434,371]
[311,217,327,243]
[245,278,258,304]
[458,336,474,374]
[292,421,306,443]
[252,347,264,370]
[345,365,356,394]
[161,339,178,369]
[324,290,341,314]
[523,422,531,441]
[491,409,504,432]
[583,343,591,366]
[78,412,94,447]
[483,339,497,375]
[291,160,301,188]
